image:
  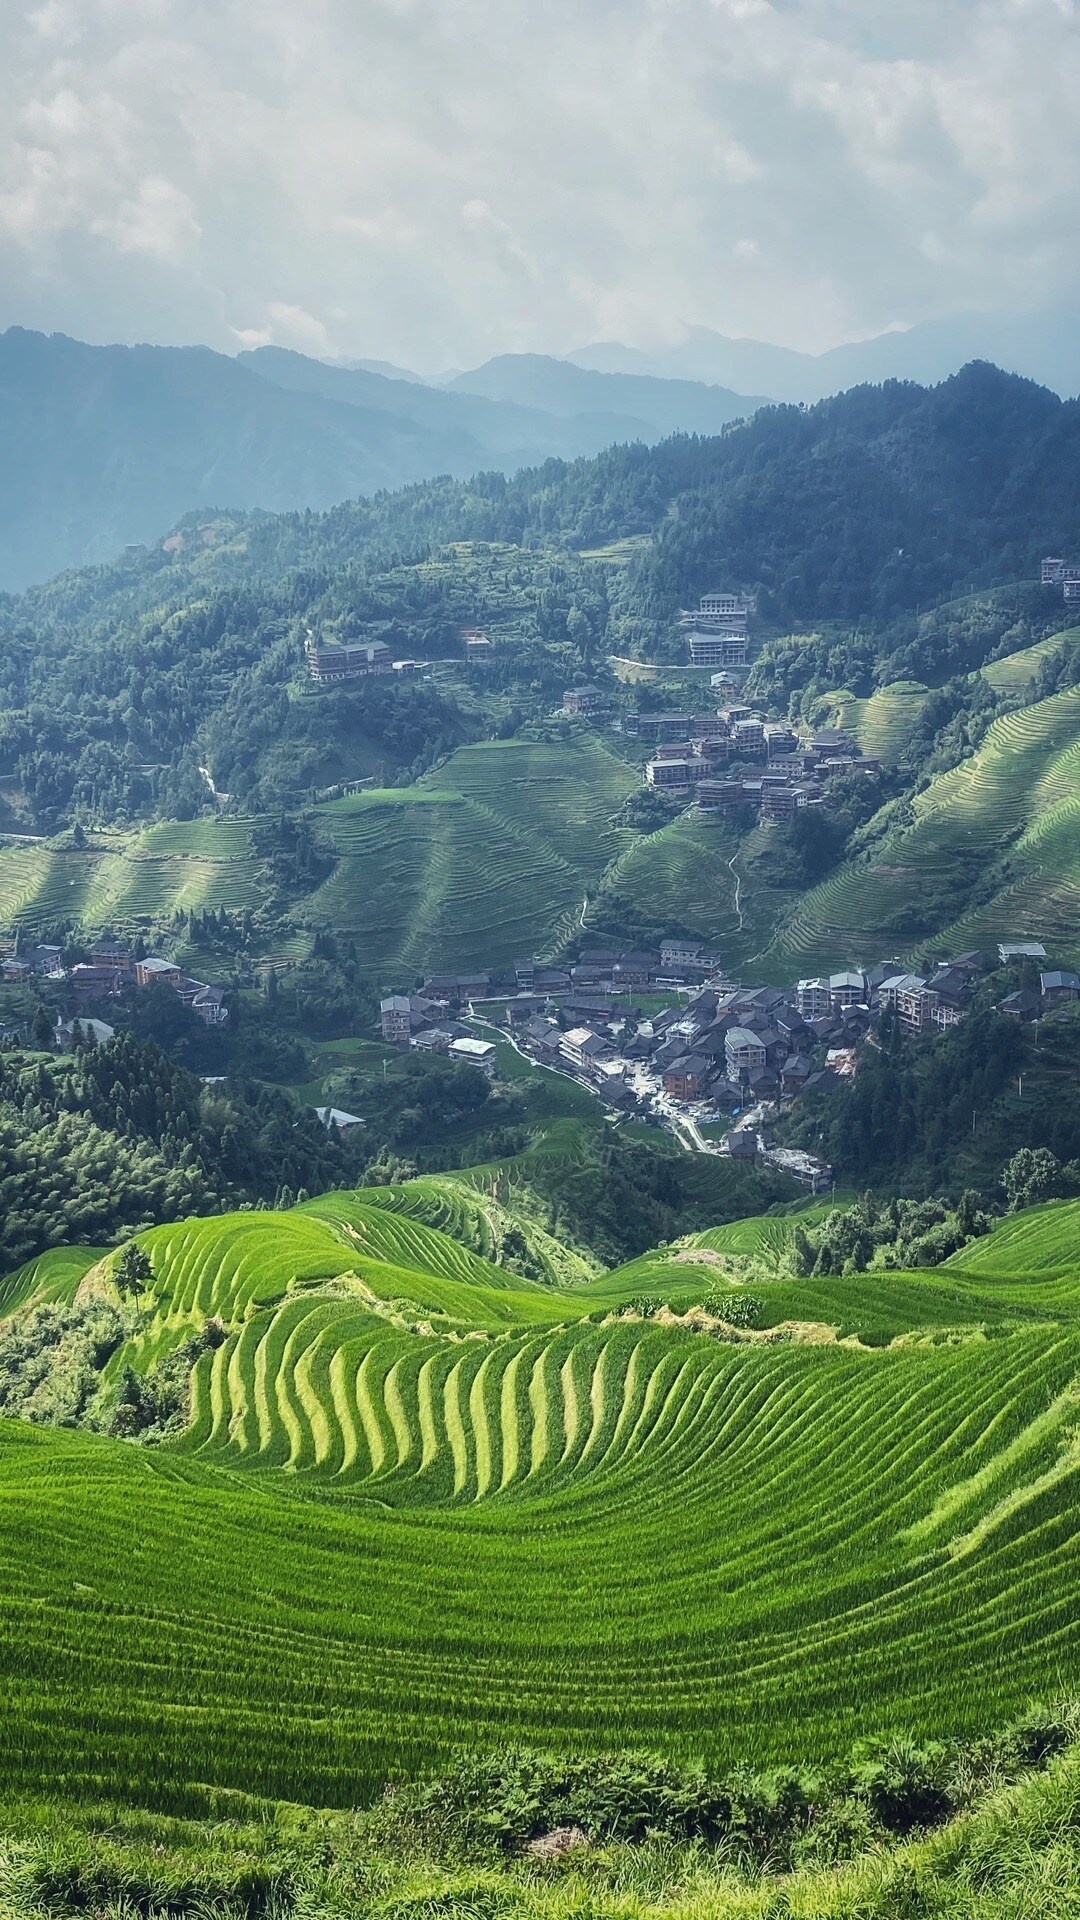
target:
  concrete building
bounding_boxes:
[998,942,1048,964]
[135,957,181,989]
[879,973,936,1036]
[725,1026,767,1080]
[191,986,229,1027]
[646,758,706,790]
[696,778,742,811]
[380,994,412,1044]
[796,978,833,1019]
[829,970,866,1010]
[688,632,749,667]
[562,685,606,716]
[559,1027,611,1073]
[732,717,765,753]
[448,1036,497,1077]
[410,1027,453,1053]
[305,638,393,683]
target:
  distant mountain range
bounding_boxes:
[569,306,1080,403]
[0,329,759,591]
[5,305,1078,594]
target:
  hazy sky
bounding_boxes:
[0,0,1078,370]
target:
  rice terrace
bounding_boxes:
[3,1184,1080,1817]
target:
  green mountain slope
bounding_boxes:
[758,679,1080,975]
[3,1191,1080,1809]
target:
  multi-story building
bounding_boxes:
[559,1027,612,1073]
[646,758,706,790]
[448,1036,497,1077]
[663,1053,711,1100]
[135,956,181,990]
[878,973,935,1035]
[732,717,765,753]
[380,994,412,1044]
[725,1026,766,1080]
[688,632,749,667]
[763,724,798,758]
[562,685,606,715]
[680,591,756,634]
[695,778,742,811]
[626,712,694,743]
[305,639,393,683]
[829,970,866,1010]
[796,978,833,1019]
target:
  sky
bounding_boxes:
[0,0,1078,372]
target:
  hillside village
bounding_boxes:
[382,936,1079,1192]
[0,937,228,1045]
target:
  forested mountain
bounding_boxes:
[0,328,758,591]
[0,360,1076,831]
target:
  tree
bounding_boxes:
[32,1005,55,1052]
[1002,1147,1062,1212]
[114,1239,154,1306]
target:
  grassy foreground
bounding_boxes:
[4,1739,1080,1918]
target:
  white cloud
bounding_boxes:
[0,0,1078,365]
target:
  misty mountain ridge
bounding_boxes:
[569,305,1080,403]
[0,328,759,592]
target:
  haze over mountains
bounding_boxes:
[0,328,759,592]
[570,307,1080,405]
[4,302,1080,594]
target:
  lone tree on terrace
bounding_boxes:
[114,1240,154,1307]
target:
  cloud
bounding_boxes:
[0,0,1078,366]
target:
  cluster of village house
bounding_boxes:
[562,688,880,816]
[380,939,1079,1190]
[0,939,228,1047]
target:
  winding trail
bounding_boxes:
[728,851,744,931]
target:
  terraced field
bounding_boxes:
[0,739,636,972]
[3,1189,1080,1811]
[307,738,636,972]
[981,629,1077,696]
[0,818,264,938]
[758,681,1080,975]
[823,680,929,763]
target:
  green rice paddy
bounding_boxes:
[4,1189,1080,1813]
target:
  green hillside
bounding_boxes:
[0,737,636,974]
[759,680,1080,975]
[3,1188,1080,1813]
[308,737,636,970]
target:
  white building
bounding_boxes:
[796,978,832,1019]
[448,1036,497,1077]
